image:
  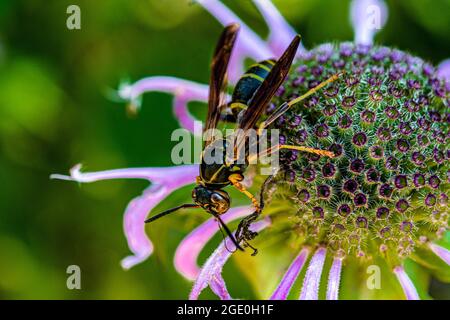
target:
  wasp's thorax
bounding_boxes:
[192,185,231,215]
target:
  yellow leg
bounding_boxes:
[278,145,335,158]
[257,72,344,135]
[246,144,334,163]
[228,173,260,212]
[285,72,343,108]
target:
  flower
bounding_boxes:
[53,0,450,300]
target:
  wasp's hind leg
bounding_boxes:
[234,175,275,256]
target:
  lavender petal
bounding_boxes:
[393,266,420,300]
[326,257,343,300]
[429,243,450,265]
[252,0,304,55]
[121,184,164,269]
[210,274,232,300]
[350,0,388,45]
[174,206,253,280]
[437,59,450,82]
[196,0,273,82]
[270,247,310,300]
[189,217,271,300]
[299,247,327,300]
[118,76,209,134]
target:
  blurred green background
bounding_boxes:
[0,0,449,299]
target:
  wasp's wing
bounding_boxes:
[204,23,240,146]
[237,35,301,132]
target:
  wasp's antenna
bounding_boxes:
[215,214,245,252]
[145,204,199,223]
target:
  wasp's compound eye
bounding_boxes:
[210,191,230,214]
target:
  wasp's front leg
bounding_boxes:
[233,175,275,255]
[228,173,261,212]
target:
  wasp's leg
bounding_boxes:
[228,173,260,212]
[257,72,344,134]
[278,145,335,158]
[246,144,334,165]
[235,174,274,237]
[234,175,275,255]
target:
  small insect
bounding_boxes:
[146,24,341,255]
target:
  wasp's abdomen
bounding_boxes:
[229,59,275,117]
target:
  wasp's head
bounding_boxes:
[192,185,230,215]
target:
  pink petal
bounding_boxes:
[393,266,420,300]
[189,217,271,300]
[174,206,253,280]
[270,247,310,300]
[299,247,327,300]
[228,49,246,84]
[51,164,199,269]
[118,76,209,135]
[326,257,343,300]
[429,243,450,266]
[252,0,304,56]
[437,59,450,83]
[51,163,197,185]
[118,76,208,103]
[121,184,162,269]
[197,0,273,83]
[210,274,232,300]
[173,95,201,133]
[350,0,388,45]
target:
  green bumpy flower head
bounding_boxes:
[268,42,449,268]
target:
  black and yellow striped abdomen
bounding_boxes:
[229,59,275,117]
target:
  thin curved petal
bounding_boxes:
[326,257,343,300]
[227,48,247,84]
[197,0,273,83]
[350,0,388,45]
[197,0,272,60]
[437,59,450,83]
[270,247,310,300]
[118,76,209,134]
[121,184,163,269]
[252,0,304,56]
[429,243,450,265]
[174,206,253,280]
[51,163,198,185]
[173,95,201,133]
[189,217,271,300]
[299,247,327,300]
[393,266,420,300]
[51,164,199,269]
[118,76,209,104]
[210,274,232,300]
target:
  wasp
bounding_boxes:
[146,24,341,255]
